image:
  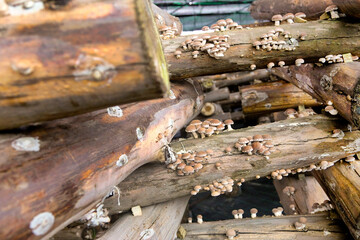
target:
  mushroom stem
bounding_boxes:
[191,132,198,139]
[330,10,339,19]
[226,124,233,131]
[200,133,205,139]
[275,20,280,26]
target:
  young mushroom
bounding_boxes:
[224,119,234,131]
[295,58,305,66]
[267,62,275,69]
[278,61,285,67]
[185,125,198,139]
[197,215,203,224]
[250,64,256,70]
[226,229,236,240]
[232,210,239,219]
[174,50,182,59]
[188,217,192,223]
[325,5,340,19]
[294,12,307,23]
[237,209,244,219]
[250,208,258,218]
[283,13,294,24]
[192,51,199,59]
[271,14,283,26]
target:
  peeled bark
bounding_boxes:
[0,0,169,130]
[0,82,202,240]
[272,62,360,127]
[104,115,360,213]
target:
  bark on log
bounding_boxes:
[249,0,334,20]
[165,20,360,80]
[240,80,319,115]
[333,0,360,19]
[104,115,360,213]
[151,3,182,35]
[98,196,189,240]
[273,175,329,215]
[0,0,170,130]
[313,161,360,239]
[204,88,230,103]
[182,213,348,240]
[0,82,202,240]
[272,62,360,127]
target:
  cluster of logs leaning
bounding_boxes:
[0,0,360,240]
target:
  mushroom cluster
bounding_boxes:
[166,150,212,176]
[270,12,307,26]
[312,200,333,214]
[204,18,243,32]
[234,134,275,157]
[272,207,284,217]
[284,108,316,119]
[198,176,235,197]
[231,209,244,219]
[158,23,178,40]
[323,101,338,116]
[252,27,301,53]
[185,119,234,139]
[175,34,231,60]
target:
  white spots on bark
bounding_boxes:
[136,127,144,142]
[107,106,123,118]
[30,212,55,236]
[12,137,40,152]
[168,89,176,99]
[116,154,128,167]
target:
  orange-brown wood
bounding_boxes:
[0,0,169,130]
[0,81,202,240]
[240,81,319,114]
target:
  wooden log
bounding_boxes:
[204,88,230,103]
[165,20,360,80]
[213,69,270,88]
[96,196,189,240]
[240,80,320,115]
[332,0,360,19]
[182,213,349,240]
[272,62,360,127]
[0,81,202,240]
[313,161,360,239]
[104,115,360,213]
[249,0,334,20]
[151,3,182,35]
[0,0,170,130]
[217,92,241,106]
[273,175,329,215]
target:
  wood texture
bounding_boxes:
[97,196,189,240]
[204,88,230,103]
[240,80,319,114]
[249,0,334,20]
[333,0,360,19]
[151,3,182,35]
[274,175,329,215]
[0,0,170,130]
[104,115,360,213]
[314,161,360,239]
[272,62,360,127]
[165,20,360,80]
[182,213,349,239]
[0,82,202,240]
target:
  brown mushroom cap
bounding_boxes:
[197,214,203,219]
[206,149,214,155]
[174,50,182,56]
[283,13,294,20]
[185,125,197,133]
[250,208,258,214]
[217,19,227,26]
[238,209,244,214]
[284,108,297,115]
[253,134,264,142]
[205,128,214,135]
[242,145,253,153]
[272,14,283,21]
[225,147,232,153]
[177,162,186,170]
[190,119,202,126]
[194,163,203,171]
[224,119,234,125]
[182,153,191,159]
[238,137,250,145]
[325,5,338,12]
[252,142,262,152]
[232,209,238,215]
[183,165,194,174]
[295,12,306,18]
[210,119,222,126]
[226,229,236,237]
[299,217,307,223]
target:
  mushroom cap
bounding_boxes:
[210,119,222,126]
[295,58,305,65]
[183,165,194,174]
[177,162,186,170]
[191,119,202,126]
[252,142,262,152]
[238,137,250,144]
[201,26,210,31]
[215,162,221,167]
[197,127,206,134]
[217,124,225,130]
[299,217,307,223]
[325,5,338,12]
[185,125,197,133]
[275,27,284,33]
[284,108,297,115]
[250,208,258,214]
[225,147,232,153]
[226,229,236,237]
[194,163,203,170]
[345,156,355,162]
[211,191,221,197]
[325,105,334,112]
[182,153,191,159]
[232,209,238,215]
[206,149,214,155]
[196,151,207,157]
[217,19,227,26]
[194,185,202,191]
[191,190,198,195]
[242,145,253,153]
[238,209,244,214]
[192,51,199,55]
[224,119,234,125]
[229,22,238,27]
[283,13,294,19]
[197,214,203,219]
[295,12,306,18]
[272,208,279,214]
[264,141,274,148]
[174,50,182,55]
[277,207,283,212]
[320,160,328,168]
[272,14,283,21]
[253,134,264,142]
[205,128,214,135]
[267,62,275,68]
[262,134,272,141]
[194,156,205,163]
[226,18,234,24]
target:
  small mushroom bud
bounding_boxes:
[237,209,244,219]
[295,58,305,66]
[190,190,198,196]
[250,208,258,218]
[267,62,275,69]
[319,58,326,63]
[197,215,203,224]
[224,119,234,131]
[215,162,221,170]
[250,64,256,70]
[272,208,281,217]
[278,61,285,67]
[225,146,232,154]
[174,50,182,59]
[188,217,192,223]
[255,175,260,179]
[192,51,199,59]
[232,210,239,219]
[294,221,305,230]
[299,33,307,41]
[226,229,236,240]
[202,26,210,31]
[289,204,296,211]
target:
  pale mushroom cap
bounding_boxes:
[211,191,221,197]
[210,119,222,126]
[217,19,227,26]
[262,134,272,141]
[192,51,199,55]
[285,108,297,115]
[197,215,203,219]
[196,151,207,157]
[325,105,334,112]
[277,207,283,212]
[225,147,232,153]
[205,128,214,134]
[345,156,355,162]
[174,50,182,55]
[295,58,305,65]
[194,185,202,191]
[283,13,294,19]
[299,217,307,223]
[250,208,258,214]
[182,153,191,159]
[224,119,234,125]
[215,162,221,167]
[226,229,236,237]
[177,162,186,170]
[191,190,198,195]
[272,14,283,21]
[202,26,209,31]
[295,12,306,18]
[325,5,338,12]
[272,208,279,214]
[198,127,206,134]
[232,210,238,215]
[238,209,244,214]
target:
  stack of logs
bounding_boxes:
[0,0,360,239]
